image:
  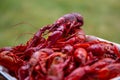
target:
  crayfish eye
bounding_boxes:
[52,56,64,64]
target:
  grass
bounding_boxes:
[0,0,120,47]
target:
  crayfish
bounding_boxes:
[0,13,120,80]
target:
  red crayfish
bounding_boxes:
[0,13,120,80]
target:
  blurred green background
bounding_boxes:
[0,0,120,47]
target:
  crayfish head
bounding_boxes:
[72,13,84,26]
[56,13,83,27]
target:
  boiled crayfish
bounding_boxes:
[0,13,120,80]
